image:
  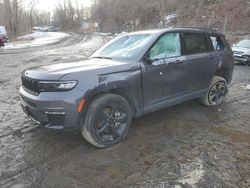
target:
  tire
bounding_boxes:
[81,94,132,148]
[199,76,228,106]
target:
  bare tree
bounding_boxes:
[28,0,38,31]
[3,0,14,35]
[0,0,51,38]
[53,0,90,30]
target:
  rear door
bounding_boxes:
[181,32,219,93]
[141,32,187,110]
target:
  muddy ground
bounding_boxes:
[0,33,249,188]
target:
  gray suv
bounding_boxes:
[20,28,234,147]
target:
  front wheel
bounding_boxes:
[81,94,132,148]
[199,76,228,106]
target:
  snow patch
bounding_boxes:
[163,13,178,24]
[179,158,204,187]
[3,32,69,49]
[247,84,250,90]
[95,32,113,36]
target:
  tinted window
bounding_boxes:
[210,35,224,50]
[149,33,181,60]
[183,33,210,54]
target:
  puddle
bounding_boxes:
[214,127,250,144]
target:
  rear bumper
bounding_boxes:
[19,86,84,130]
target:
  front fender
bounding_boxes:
[82,69,143,117]
[62,68,143,117]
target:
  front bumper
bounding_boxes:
[19,86,84,130]
[234,55,250,64]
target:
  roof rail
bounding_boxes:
[171,26,219,32]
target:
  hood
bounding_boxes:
[232,46,250,55]
[23,58,140,80]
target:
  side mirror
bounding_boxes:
[143,56,154,65]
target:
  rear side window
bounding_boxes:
[182,33,210,55]
[210,35,225,50]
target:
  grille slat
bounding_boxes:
[21,75,39,94]
[233,51,244,55]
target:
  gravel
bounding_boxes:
[0,33,249,188]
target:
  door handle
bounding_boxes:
[175,59,183,64]
[208,55,216,60]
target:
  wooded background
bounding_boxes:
[0,0,250,38]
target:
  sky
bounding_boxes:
[24,0,93,12]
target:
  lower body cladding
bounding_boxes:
[234,55,250,65]
[19,86,84,130]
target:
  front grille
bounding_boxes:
[21,75,39,94]
[233,51,244,55]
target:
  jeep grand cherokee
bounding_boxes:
[20,28,234,147]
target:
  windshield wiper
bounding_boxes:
[92,56,112,60]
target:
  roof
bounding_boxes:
[170,27,223,35]
[127,27,224,36]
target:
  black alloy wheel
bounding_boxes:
[208,81,228,105]
[95,103,128,142]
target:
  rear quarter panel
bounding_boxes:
[216,36,234,83]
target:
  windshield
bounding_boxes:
[236,39,250,49]
[91,33,154,61]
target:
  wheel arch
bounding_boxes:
[214,66,230,83]
[85,88,138,118]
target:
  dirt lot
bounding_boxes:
[0,33,250,188]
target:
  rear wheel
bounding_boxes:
[81,94,132,148]
[199,76,228,106]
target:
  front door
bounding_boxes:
[141,32,187,111]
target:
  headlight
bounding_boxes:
[242,55,250,60]
[38,80,78,92]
